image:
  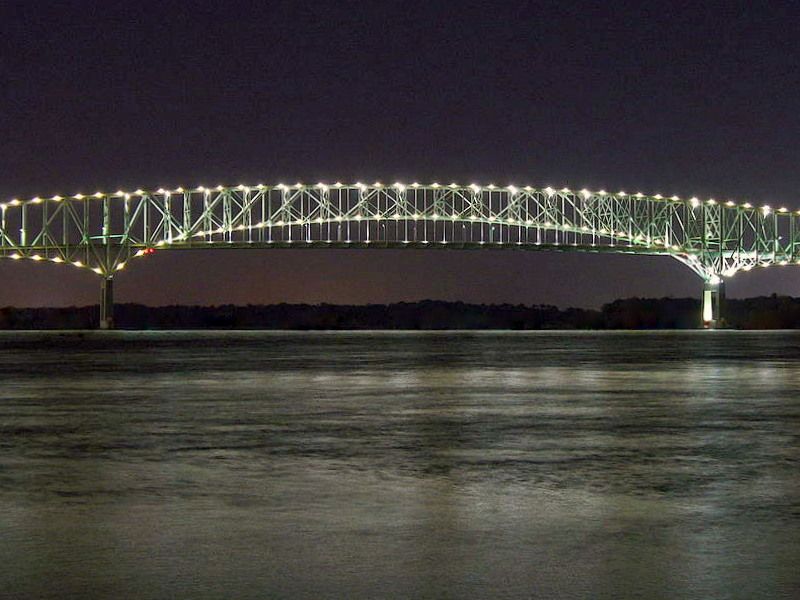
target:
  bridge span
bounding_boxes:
[1,181,797,329]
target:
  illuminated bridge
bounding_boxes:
[1,181,798,329]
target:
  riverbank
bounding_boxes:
[2,295,800,329]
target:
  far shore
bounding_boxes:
[2,295,799,330]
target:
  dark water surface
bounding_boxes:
[1,331,799,599]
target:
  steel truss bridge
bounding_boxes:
[1,181,797,328]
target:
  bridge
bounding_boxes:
[1,181,797,329]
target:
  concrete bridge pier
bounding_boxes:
[100,277,114,330]
[702,277,725,329]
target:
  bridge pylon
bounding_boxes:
[702,276,725,329]
[100,277,114,330]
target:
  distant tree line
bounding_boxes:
[2,295,800,329]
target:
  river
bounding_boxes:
[1,331,798,599]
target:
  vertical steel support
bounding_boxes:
[702,277,725,329]
[100,277,114,330]
[21,203,27,246]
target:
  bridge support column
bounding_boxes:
[100,277,114,330]
[702,277,725,329]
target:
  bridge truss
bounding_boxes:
[1,182,797,328]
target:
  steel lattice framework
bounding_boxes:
[1,181,797,326]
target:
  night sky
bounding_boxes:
[1,0,799,308]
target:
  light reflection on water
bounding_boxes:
[1,331,799,599]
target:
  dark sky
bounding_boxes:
[1,0,799,308]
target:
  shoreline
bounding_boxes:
[1,296,799,330]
